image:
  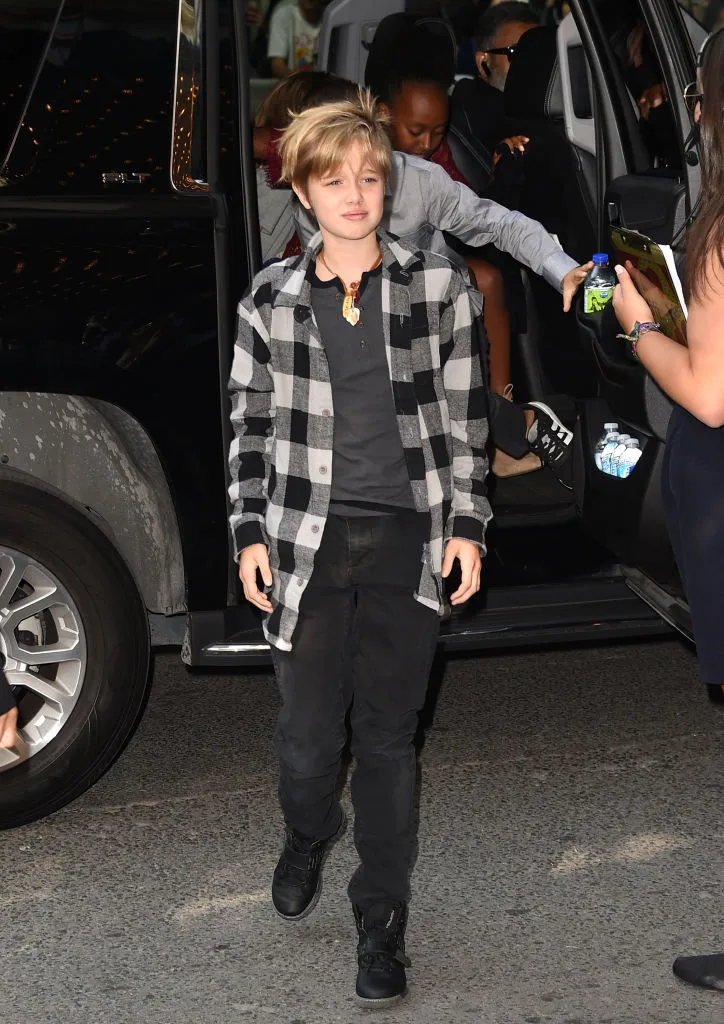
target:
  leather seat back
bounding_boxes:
[502,26,596,264]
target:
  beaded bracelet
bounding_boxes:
[616,320,661,362]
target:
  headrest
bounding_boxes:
[504,26,564,122]
[365,14,456,93]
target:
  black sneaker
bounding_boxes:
[524,400,574,487]
[354,902,410,1007]
[673,952,724,990]
[271,815,345,921]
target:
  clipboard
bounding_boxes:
[610,226,688,347]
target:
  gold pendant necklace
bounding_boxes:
[319,247,382,327]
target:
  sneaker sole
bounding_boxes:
[355,988,407,1009]
[272,813,347,923]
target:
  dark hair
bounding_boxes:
[366,14,454,104]
[474,1,539,52]
[373,64,451,107]
[687,28,724,300]
[255,71,358,129]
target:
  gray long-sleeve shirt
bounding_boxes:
[295,151,577,292]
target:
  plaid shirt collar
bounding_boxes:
[270,229,418,312]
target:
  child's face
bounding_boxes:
[294,140,385,244]
[383,82,449,160]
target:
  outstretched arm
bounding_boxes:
[424,159,581,296]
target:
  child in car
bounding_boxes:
[375,62,526,400]
[255,73,588,480]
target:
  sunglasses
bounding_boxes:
[683,80,703,118]
[485,45,517,59]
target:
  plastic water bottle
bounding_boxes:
[594,424,619,470]
[606,434,631,476]
[617,439,642,478]
[584,254,617,314]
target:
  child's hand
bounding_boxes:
[239,543,274,613]
[442,539,482,606]
[562,262,593,312]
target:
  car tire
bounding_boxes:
[0,480,151,829]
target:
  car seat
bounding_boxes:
[496,26,599,398]
[501,25,596,264]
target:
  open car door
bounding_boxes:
[570,0,704,639]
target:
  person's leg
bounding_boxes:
[663,410,724,990]
[466,256,511,396]
[489,392,531,459]
[345,514,440,910]
[273,516,353,841]
[341,513,439,1003]
[270,516,355,920]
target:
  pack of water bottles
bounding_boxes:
[594,423,643,478]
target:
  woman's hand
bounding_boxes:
[492,135,529,167]
[613,263,655,334]
[0,705,19,750]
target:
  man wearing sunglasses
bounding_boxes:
[451,2,539,157]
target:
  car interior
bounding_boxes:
[244,0,705,642]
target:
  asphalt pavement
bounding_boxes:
[5,636,724,1024]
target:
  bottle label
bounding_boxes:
[584,286,614,314]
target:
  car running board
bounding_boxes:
[185,575,670,667]
[622,567,694,643]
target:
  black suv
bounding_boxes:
[0,0,710,828]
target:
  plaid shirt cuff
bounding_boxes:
[232,521,267,562]
[448,515,486,548]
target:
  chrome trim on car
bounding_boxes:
[171,0,209,193]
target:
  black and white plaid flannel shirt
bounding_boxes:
[228,230,491,651]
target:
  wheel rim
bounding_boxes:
[0,546,87,772]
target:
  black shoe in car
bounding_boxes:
[524,400,574,489]
[353,902,411,1007]
[271,815,345,921]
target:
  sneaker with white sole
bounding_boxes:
[524,401,574,485]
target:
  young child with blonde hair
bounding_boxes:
[228,89,490,1005]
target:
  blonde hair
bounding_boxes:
[277,88,392,190]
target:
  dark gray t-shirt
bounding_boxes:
[310,265,415,516]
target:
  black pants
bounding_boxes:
[662,404,724,684]
[271,513,440,909]
[489,392,529,458]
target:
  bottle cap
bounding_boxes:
[603,422,618,429]
[592,253,609,265]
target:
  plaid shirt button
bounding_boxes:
[311,525,320,533]
[322,408,330,417]
[319,465,328,475]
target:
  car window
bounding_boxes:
[1,0,177,195]
[0,0,62,168]
[678,0,724,30]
